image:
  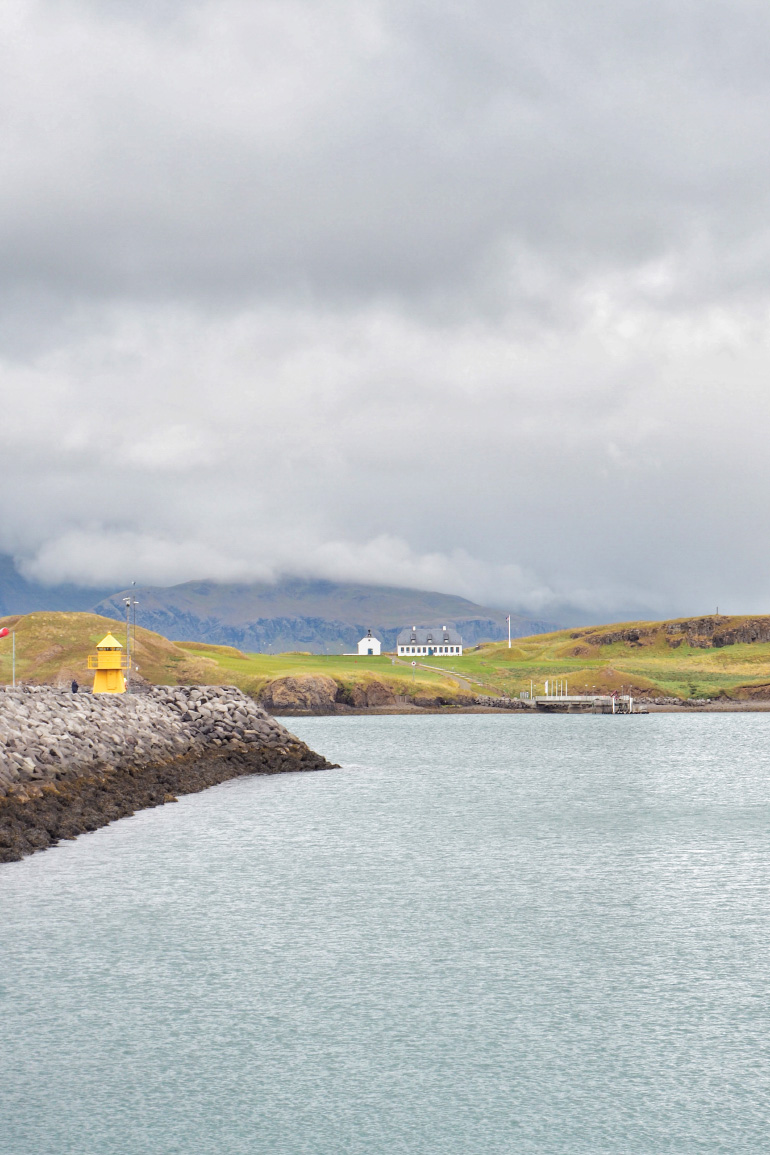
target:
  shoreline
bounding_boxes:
[269,701,770,716]
[0,685,334,863]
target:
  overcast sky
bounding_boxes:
[2,0,770,622]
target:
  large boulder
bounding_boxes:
[260,674,338,712]
[348,680,396,708]
[413,694,441,708]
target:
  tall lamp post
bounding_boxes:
[123,592,139,690]
[131,582,138,658]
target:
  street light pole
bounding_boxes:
[123,590,139,689]
[124,597,131,690]
[131,582,137,658]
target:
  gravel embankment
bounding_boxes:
[0,685,335,862]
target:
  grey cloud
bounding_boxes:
[4,1,770,311]
[2,1,770,622]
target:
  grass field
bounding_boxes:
[175,643,465,700]
[4,611,770,701]
[0,614,463,700]
[452,617,770,700]
[0,612,216,687]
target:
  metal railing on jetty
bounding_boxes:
[516,678,646,713]
[533,694,643,714]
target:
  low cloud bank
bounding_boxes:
[2,2,770,622]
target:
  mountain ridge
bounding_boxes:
[93,577,556,652]
[0,556,557,652]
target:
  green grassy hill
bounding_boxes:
[454,615,770,700]
[174,643,466,702]
[5,611,770,703]
[0,612,219,688]
[0,613,465,702]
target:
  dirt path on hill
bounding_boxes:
[391,656,501,696]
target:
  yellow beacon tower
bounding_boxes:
[88,634,127,694]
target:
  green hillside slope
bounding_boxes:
[5,611,770,703]
[0,612,217,687]
[0,613,465,703]
[456,615,770,700]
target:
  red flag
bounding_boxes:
[0,628,8,638]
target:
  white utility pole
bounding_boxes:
[507,614,511,648]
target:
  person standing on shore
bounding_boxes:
[71,680,78,694]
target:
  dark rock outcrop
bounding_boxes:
[666,618,770,649]
[590,627,651,646]
[259,674,339,713]
[349,680,396,708]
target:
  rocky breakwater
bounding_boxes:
[0,685,335,863]
[473,695,528,709]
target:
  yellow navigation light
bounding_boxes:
[88,633,128,694]
[96,633,122,651]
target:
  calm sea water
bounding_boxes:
[2,713,770,1154]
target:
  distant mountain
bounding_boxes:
[93,578,557,652]
[0,554,558,651]
[0,554,114,616]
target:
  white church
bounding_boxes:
[357,629,382,656]
[396,625,463,657]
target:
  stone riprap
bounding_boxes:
[0,685,335,863]
[473,695,528,709]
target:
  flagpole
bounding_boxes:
[507,614,511,648]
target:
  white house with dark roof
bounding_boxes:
[357,628,382,656]
[396,625,462,657]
